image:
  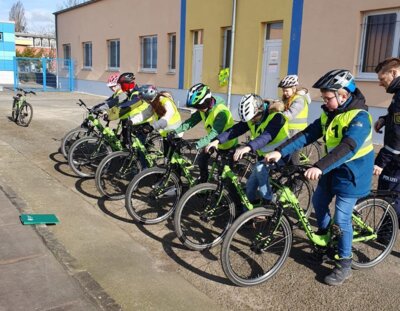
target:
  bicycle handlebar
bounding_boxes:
[16,88,36,96]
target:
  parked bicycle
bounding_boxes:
[60,99,101,159]
[11,88,35,127]
[174,150,313,251]
[95,123,164,200]
[220,162,399,287]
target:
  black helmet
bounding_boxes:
[312,69,356,93]
[117,72,135,84]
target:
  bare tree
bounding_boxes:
[58,0,88,10]
[9,1,27,32]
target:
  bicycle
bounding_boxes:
[11,88,35,127]
[95,123,164,200]
[291,141,323,165]
[220,162,399,287]
[67,117,125,178]
[60,99,101,159]
[174,150,313,251]
[125,136,252,224]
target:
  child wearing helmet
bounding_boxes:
[173,83,238,182]
[265,69,374,286]
[206,93,289,204]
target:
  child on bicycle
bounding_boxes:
[206,93,289,205]
[173,83,238,182]
[373,57,400,223]
[265,69,374,286]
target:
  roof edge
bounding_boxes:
[53,0,102,15]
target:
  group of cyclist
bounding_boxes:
[91,56,400,287]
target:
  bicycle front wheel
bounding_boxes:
[11,100,18,121]
[221,207,292,286]
[125,167,181,224]
[292,141,322,166]
[68,136,112,178]
[17,102,33,127]
[352,197,398,269]
[95,151,142,200]
[61,127,93,159]
[174,182,236,250]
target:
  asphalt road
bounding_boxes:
[0,89,399,311]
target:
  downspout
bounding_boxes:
[227,0,237,109]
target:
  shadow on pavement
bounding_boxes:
[97,197,135,224]
[74,178,101,200]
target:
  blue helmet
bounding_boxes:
[312,69,356,93]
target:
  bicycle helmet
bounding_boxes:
[186,83,212,109]
[278,75,299,88]
[107,74,119,87]
[238,93,264,122]
[138,84,158,102]
[312,69,356,93]
[117,72,136,92]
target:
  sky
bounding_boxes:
[0,0,66,33]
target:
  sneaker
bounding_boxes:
[324,258,352,286]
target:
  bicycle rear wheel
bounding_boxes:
[351,197,398,269]
[221,207,292,286]
[95,151,142,200]
[17,102,33,127]
[68,136,112,178]
[125,167,181,224]
[61,127,93,159]
[174,182,236,250]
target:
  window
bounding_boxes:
[358,10,400,78]
[108,39,120,69]
[222,27,232,68]
[193,30,203,45]
[83,42,92,68]
[266,22,283,40]
[140,35,157,71]
[63,44,71,67]
[168,33,176,72]
[0,32,3,41]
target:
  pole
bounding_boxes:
[227,0,237,109]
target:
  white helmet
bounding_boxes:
[238,94,264,122]
[278,75,299,88]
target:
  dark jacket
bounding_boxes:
[277,88,374,198]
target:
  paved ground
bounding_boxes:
[0,89,399,311]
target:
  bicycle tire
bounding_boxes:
[292,141,322,166]
[125,167,182,224]
[351,197,398,269]
[174,182,236,250]
[11,100,18,122]
[95,151,142,200]
[61,127,93,159]
[17,102,33,127]
[221,207,292,286]
[68,136,112,178]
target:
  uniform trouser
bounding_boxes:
[378,161,400,219]
[197,151,210,182]
[312,184,357,259]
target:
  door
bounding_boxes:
[260,39,282,99]
[191,30,203,85]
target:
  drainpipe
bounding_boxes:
[227,0,237,109]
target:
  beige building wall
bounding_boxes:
[299,0,400,108]
[56,0,180,88]
[185,0,293,95]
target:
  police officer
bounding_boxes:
[373,57,400,221]
[266,70,374,286]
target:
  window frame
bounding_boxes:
[222,27,232,69]
[63,44,71,68]
[140,35,158,72]
[107,39,120,70]
[0,32,3,41]
[83,41,92,69]
[357,9,400,80]
[168,33,176,73]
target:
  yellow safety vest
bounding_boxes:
[248,112,289,156]
[320,109,373,161]
[286,94,309,130]
[154,96,181,137]
[199,100,238,150]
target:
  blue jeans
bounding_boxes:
[312,184,357,259]
[246,161,273,202]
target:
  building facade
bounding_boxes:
[0,21,16,85]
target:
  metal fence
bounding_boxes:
[13,57,74,92]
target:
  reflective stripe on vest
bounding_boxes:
[199,99,238,150]
[156,96,182,137]
[287,94,309,130]
[247,112,289,156]
[320,109,373,161]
